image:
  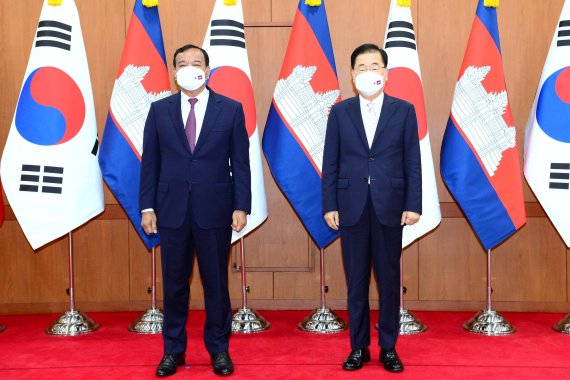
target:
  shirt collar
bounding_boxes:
[359,92,384,110]
[181,87,210,105]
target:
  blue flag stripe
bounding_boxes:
[99,116,160,249]
[441,119,516,249]
[263,105,338,248]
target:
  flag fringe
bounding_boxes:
[397,0,411,7]
[224,0,238,5]
[48,0,62,6]
[484,0,499,7]
[305,0,322,6]
[142,0,159,7]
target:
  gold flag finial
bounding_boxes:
[397,0,411,7]
[305,0,322,6]
[48,0,62,6]
[484,0,499,8]
[142,0,159,7]
[224,0,238,5]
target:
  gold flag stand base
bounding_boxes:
[553,313,570,334]
[298,307,348,333]
[128,307,163,334]
[232,307,270,334]
[46,310,99,336]
[399,309,427,335]
[463,309,516,335]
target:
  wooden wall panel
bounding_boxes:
[0,0,569,314]
[419,218,487,301]
[0,222,68,303]
[493,218,567,302]
[73,220,130,302]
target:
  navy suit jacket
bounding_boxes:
[322,94,422,227]
[139,89,251,230]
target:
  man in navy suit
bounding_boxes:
[322,44,421,373]
[140,44,251,377]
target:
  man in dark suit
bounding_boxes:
[140,44,251,377]
[322,44,421,373]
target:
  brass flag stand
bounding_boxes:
[232,237,270,333]
[398,256,427,334]
[463,249,515,335]
[46,232,99,335]
[553,314,570,334]
[298,248,347,333]
[129,247,163,333]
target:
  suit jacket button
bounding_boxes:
[368,157,374,161]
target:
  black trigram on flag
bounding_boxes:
[385,21,416,50]
[210,19,245,49]
[35,20,72,51]
[19,165,64,194]
[549,163,570,190]
[557,20,570,47]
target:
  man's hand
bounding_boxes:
[232,210,247,232]
[324,211,339,231]
[401,211,420,226]
[141,211,158,234]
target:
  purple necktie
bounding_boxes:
[185,98,198,152]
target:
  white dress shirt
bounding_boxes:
[181,88,210,145]
[359,92,384,148]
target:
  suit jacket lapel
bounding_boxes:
[346,96,370,151]
[194,88,221,155]
[168,92,192,154]
[371,94,396,149]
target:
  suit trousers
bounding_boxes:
[340,190,403,351]
[159,192,232,356]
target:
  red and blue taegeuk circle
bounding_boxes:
[536,66,570,143]
[208,66,256,138]
[15,66,85,146]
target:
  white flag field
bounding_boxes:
[383,0,441,248]
[524,0,570,247]
[0,0,104,249]
[202,0,268,243]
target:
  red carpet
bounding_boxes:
[0,310,569,379]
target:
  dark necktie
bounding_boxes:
[185,98,198,152]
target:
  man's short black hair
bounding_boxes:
[173,44,210,67]
[350,43,388,69]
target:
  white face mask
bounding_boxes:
[176,66,206,91]
[354,71,385,97]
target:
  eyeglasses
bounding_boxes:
[356,65,386,73]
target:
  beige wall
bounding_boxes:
[0,0,568,314]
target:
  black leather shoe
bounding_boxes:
[156,354,185,377]
[342,347,371,370]
[380,348,404,373]
[211,351,234,376]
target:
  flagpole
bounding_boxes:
[463,248,515,335]
[46,232,99,335]
[398,254,426,334]
[129,247,163,334]
[232,237,270,333]
[298,247,347,333]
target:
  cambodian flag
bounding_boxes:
[98,0,170,249]
[440,0,526,250]
[262,0,340,248]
